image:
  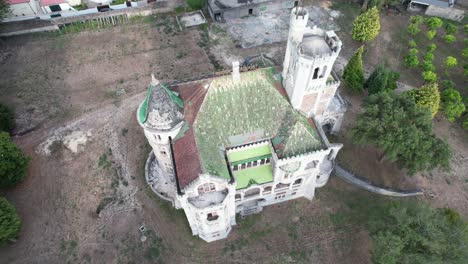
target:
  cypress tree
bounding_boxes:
[343,46,365,93]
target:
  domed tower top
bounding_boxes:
[137,74,184,131]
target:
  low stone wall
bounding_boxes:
[426,5,465,22]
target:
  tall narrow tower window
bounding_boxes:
[313,67,319,79]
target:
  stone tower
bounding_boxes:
[282,7,342,119]
[137,75,185,176]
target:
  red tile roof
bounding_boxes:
[39,0,65,6]
[171,82,208,190]
[6,0,30,4]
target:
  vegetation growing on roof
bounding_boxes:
[194,68,322,178]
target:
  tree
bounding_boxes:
[343,46,365,93]
[186,0,205,10]
[405,83,440,117]
[443,34,456,44]
[0,197,21,246]
[444,56,458,68]
[404,48,419,68]
[352,7,381,42]
[409,15,423,25]
[351,93,450,175]
[0,132,29,188]
[425,17,443,30]
[421,61,435,72]
[422,71,437,83]
[406,23,420,36]
[408,40,417,48]
[0,0,10,21]
[368,202,467,264]
[0,104,14,133]
[365,63,399,94]
[426,30,436,40]
[422,52,434,61]
[427,43,437,52]
[440,88,466,122]
[445,23,458,34]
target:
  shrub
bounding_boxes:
[0,197,21,246]
[426,30,436,40]
[422,71,437,83]
[422,52,434,61]
[464,24,468,34]
[463,117,468,130]
[421,61,435,72]
[0,104,14,133]
[465,64,468,77]
[406,23,420,36]
[408,48,418,55]
[0,132,29,188]
[186,0,205,10]
[426,43,437,52]
[444,56,458,68]
[445,23,457,34]
[405,83,440,117]
[343,46,365,93]
[441,80,455,90]
[352,7,381,42]
[408,40,417,48]
[365,63,400,95]
[443,34,456,44]
[462,48,468,58]
[404,54,419,68]
[440,88,466,122]
[425,17,443,30]
[409,15,423,25]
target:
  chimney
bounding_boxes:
[232,61,240,82]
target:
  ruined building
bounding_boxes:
[137,7,347,242]
[208,0,297,22]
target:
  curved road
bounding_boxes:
[334,164,423,197]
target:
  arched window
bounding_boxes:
[313,67,319,79]
[197,183,215,195]
[244,188,261,198]
[293,178,303,186]
[263,186,272,194]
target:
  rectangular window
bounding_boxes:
[249,9,253,15]
[260,159,265,165]
[49,5,62,12]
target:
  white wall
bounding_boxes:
[8,1,38,17]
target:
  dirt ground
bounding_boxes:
[0,2,467,263]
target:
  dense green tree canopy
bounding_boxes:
[0,197,21,246]
[425,17,443,30]
[440,88,466,122]
[0,104,14,133]
[365,63,399,94]
[404,83,440,117]
[352,7,381,42]
[351,93,451,175]
[343,46,365,93]
[369,202,467,264]
[0,132,29,188]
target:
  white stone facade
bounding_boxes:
[139,6,346,243]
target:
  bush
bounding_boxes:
[405,83,440,117]
[0,132,29,188]
[422,52,434,61]
[406,23,420,36]
[404,54,419,68]
[426,43,437,52]
[0,197,21,246]
[441,80,455,90]
[445,23,457,34]
[463,117,468,130]
[352,7,381,42]
[443,34,456,44]
[186,0,204,10]
[409,15,423,25]
[462,48,468,58]
[464,24,468,34]
[0,104,14,133]
[422,71,437,83]
[425,17,443,30]
[408,40,417,48]
[343,46,365,93]
[426,30,436,40]
[421,61,435,72]
[444,56,458,68]
[440,88,466,122]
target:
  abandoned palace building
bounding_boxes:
[137,7,347,242]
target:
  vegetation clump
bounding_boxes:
[364,63,399,95]
[404,48,419,67]
[440,88,466,122]
[0,197,21,246]
[0,132,29,188]
[352,7,380,42]
[351,93,450,175]
[0,104,14,133]
[405,83,440,117]
[343,46,365,92]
